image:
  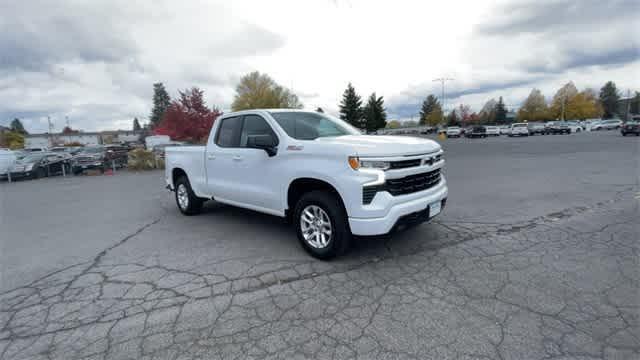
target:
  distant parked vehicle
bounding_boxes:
[509,123,529,137]
[465,125,487,138]
[591,119,622,131]
[485,126,500,136]
[72,145,128,174]
[50,146,84,156]
[620,121,640,136]
[499,125,511,135]
[9,153,71,180]
[24,147,48,153]
[566,121,583,133]
[446,126,462,138]
[547,122,571,135]
[0,149,17,180]
[145,135,172,149]
[527,123,546,135]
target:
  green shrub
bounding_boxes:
[128,148,162,170]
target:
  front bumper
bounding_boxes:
[348,180,448,236]
[6,171,32,179]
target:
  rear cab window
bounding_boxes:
[215,116,242,147]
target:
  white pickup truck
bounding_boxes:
[165,109,448,259]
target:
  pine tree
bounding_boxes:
[10,118,27,135]
[133,117,141,131]
[599,81,620,119]
[494,97,508,124]
[447,110,459,126]
[419,95,439,125]
[150,82,171,127]
[339,83,363,128]
[363,93,387,133]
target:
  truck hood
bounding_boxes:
[314,135,441,157]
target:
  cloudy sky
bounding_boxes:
[1,0,638,132]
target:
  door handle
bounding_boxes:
[232,155,243,161]
[207,153,216,160]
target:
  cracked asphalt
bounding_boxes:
[1,131,638,359]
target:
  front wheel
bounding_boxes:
[174,176,204,215]
[294,190,351,260]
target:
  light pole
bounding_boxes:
[433,78,454,124]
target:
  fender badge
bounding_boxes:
[286,145,304,151]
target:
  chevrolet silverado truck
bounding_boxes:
[165,109,448,259]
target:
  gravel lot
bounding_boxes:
[1,131,638,360]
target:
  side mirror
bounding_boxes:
[247,134,277,157]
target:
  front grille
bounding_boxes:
[362,168,441,204]
[389,159,421,169]
[386,169,441,195]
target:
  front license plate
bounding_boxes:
[430,201,441,216]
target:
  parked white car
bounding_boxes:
[0,149,17,180]
[509,123,529,136]
[485,126,500,136]
[566,121,583,133]
[499,125,511,135]
[446,126,462,138]
[165,110,448,259]
[591,119,622,131]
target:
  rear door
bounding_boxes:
[205,116,242,200]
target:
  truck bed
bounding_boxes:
[165,146,208,197]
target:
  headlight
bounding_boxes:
[24,164,34,171]
[360,160,390,170]
[347,157,390,171]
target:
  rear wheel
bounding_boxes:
[175,175,204,215]
[33,167,46,179]
[294,190,351,260]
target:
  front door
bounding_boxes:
[230,114,281,211]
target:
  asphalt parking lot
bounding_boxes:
[1,131,638,359]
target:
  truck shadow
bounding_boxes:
[198,201,456,261]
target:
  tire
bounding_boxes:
[174,175,204,215]
[294,190,351,260]
[33,167,46,179]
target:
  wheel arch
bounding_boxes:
[171,167,188,187]
[286,177,347,220]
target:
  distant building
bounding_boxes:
[0,125,9,134]
[24,130,142,148]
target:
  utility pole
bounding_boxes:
[433,78,454,124]
[626,89,631,121]
[47,116,54,147]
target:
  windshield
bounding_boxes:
[270,112,359,140]
[20,153,46,162]
[81,146,104,154]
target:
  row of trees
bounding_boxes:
[338,83,387,132]
[517,81,610,122]
[148,72,303,142]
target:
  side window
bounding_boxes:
[240,115,278,147]
[215,117,241,147]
